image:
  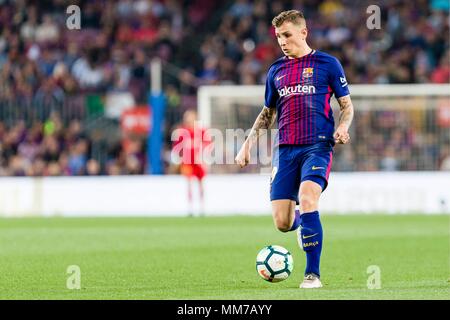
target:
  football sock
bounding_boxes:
[288,209,301,231]
[300,211,323,277]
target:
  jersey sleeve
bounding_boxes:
[264,66,277,108]
[328,57,350,98]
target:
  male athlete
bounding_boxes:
[235,10,354,288]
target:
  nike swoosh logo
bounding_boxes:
[302,233,318,239]
[312,166,324,170]
[276,75,287,81]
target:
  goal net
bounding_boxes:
[198,84,450,174]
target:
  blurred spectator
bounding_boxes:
[228,0,253,18]
[71,47,109,89]
[86,159,101,175]
[380,146,400,171]
[35,14,59,44]
[68,139,88,175]
[431,51,450,83]
[440,156,450,171]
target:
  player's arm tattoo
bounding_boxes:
[337,95,354,129]
[246,106,276,147]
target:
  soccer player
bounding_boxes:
[172,110,210,216]
[235,10,354,288]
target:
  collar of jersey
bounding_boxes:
[285,49,316,60]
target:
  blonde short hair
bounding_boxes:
[272,10,306,28]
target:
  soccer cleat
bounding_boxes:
[300,273,323,289]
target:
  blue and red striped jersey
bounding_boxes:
[264,50,350,146]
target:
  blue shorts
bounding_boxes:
[270,142,333,203]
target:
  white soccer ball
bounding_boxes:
[256,245,294,282]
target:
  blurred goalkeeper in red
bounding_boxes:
[172,110,211,216]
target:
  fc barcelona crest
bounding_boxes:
[302,67,314,78]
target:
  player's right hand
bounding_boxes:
[235,145,251,168]
[333,124,351,144]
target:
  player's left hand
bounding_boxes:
[334,125,350,144]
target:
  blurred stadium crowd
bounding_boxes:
[0,0,449,176]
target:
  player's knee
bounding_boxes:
[273,212,291,232]
[299,193,319,212]
[275,222,291,233]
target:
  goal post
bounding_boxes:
[198,84,450,173]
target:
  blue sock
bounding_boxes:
[299,211,323,277]
[288,209,301,231]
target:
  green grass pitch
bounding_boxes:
[0,214,448,299]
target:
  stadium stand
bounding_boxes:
[0,0,448,176]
